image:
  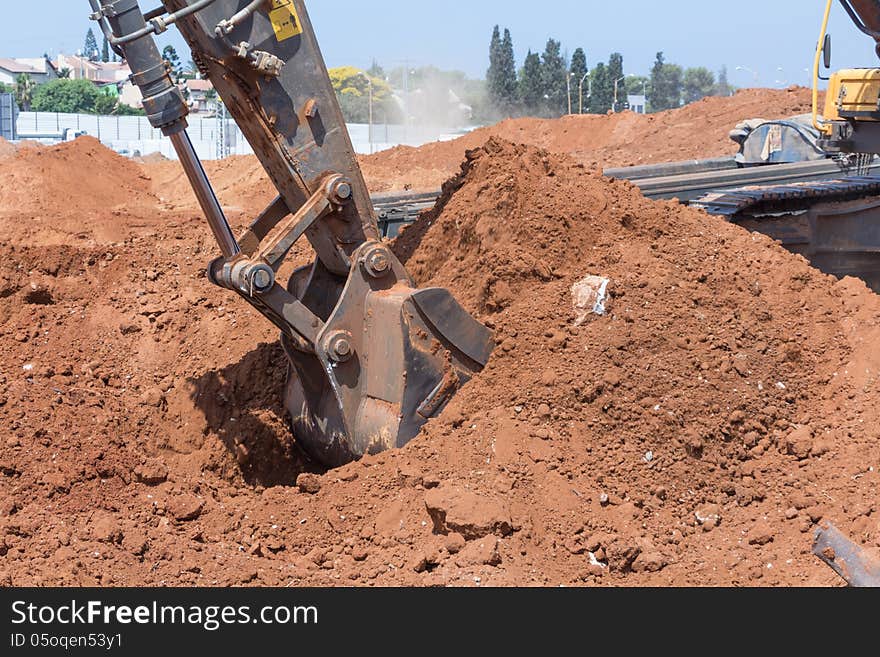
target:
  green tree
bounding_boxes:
[0,82,13,95]
[569,48,588,113]
[683,67,716,104]
[328,66,397,124]
[649,52,682,112]
[608,52,626,111]
[14,74,36,111]
[486,26,504,110]
[499,29,518,111]
[93,92,118,114]
[367,59,385,79]
[540,38,567,117]
[518,50,543,115]
[714,66,733,96]
[114,103,145,116]
[57,67,71,79]
[487,26,516,113]
[101,36,110,63]
[162,46,182,81]
[32,79,100,113]
[625,75,649,96]
[588,62,611,114]
[84,28,99,61]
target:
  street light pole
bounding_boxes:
[357,72,374,154]
[579,72,589,114]
[775,66,787,87]
[613,76,626,113]
[368,77,373,154]
[566,72,575,115]
[735,65,759,85]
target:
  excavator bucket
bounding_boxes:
[283,255,493,467]
[94,0,493,467]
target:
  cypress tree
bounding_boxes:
[540,38,567,117]
[499,29,518,110]
[83,28,99,61]
[588,63,610,113]
[519,50,543,115]
[649,52,683,111]
[570,48,588,113]
[715,66,732,96]
[487,26,505,113]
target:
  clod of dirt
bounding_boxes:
[296,473,322,494]
[134,460,168,486]
[424,485,514,539]
[167,495,205,522]
[23,286,55,306]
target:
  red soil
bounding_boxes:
[1,111,877,588]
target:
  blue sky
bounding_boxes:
[1,1,875,86]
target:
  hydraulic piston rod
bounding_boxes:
[169,131,240,259]
[91,0,495,468]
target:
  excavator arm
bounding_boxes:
[90,0,494,467]
[842,0,880,48]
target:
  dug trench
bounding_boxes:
[1,128,879,586]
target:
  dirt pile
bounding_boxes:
[391,138,880,585]
[138,87,817,207]
[147,154,276,215]
[0,137,15,160]
[136,87,818,208]
[0,137,155,221]
[1,134,879,587]
[362,87,818,192]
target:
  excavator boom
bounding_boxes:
[91,0,493,467]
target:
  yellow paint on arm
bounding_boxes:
[268,0,303,42]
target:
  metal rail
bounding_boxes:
[371,157,880,236]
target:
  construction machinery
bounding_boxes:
[615,0,880,293]
[373,3,880,293]
[815,0,880,154]
[88,0,493,468]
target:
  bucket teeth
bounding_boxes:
[283,243,493,468]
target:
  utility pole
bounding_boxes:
[735,65,759,85]
[566,72,575,115]
[578,72,590,114]
[216,100,229,159]
[358,72,374,154]
[613,76,626,113]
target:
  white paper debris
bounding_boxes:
[572,275,611,326]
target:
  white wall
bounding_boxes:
[15,111,468,160]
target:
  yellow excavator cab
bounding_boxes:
[824,68,880,121]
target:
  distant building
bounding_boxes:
[117,80,143,109]
[185,78,217,114]
[0,57,58,85]
[55,54,130,84]
[628,94,647,114]
[52,55,144,110]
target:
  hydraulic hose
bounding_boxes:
[92,0,220,47]
[215,0,267,35]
